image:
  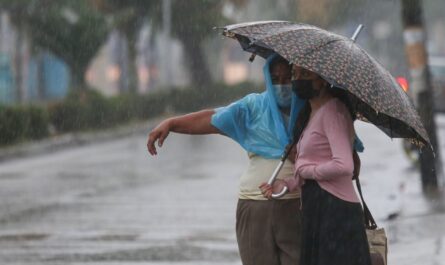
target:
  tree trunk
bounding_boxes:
[70,66,87,92]
[115,31,128,94]
[181,38,212,90]
[126,32,138,94]
[401,0,443,194]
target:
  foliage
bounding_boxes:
[294,0,364,28]
[49,89,115,132]
[0,0,249,94]
[145,0,247,89]
[0,81,260,146]
[25,105,50,140]
[95,0,247,90]
[0,104,49,146]
[91,0,158,92]
[168,81,260,113]
[169,0,229,88]
[107,91,168,123]
[49,89,169,133]
[25,0,110,90]
[48,81,259,133]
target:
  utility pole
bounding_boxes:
[401,0,443,194]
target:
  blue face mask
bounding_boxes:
[273,84,293,108]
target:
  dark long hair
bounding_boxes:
[292,102,312,143]
[292,85,355,142]
[328,85,356,121]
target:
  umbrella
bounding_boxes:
[221,21,430,149]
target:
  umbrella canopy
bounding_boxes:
[221,21,430,148]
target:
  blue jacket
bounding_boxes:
[211,54,305,159]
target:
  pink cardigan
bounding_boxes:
[284,98,359,203]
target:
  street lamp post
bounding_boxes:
[401,0,443,194]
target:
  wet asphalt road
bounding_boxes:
[0,118,444,264]
[0,132,246,264]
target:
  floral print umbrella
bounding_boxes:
[221,21,430,147]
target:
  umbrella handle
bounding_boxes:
[267,160,289,199]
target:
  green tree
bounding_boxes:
[96,0,247,91]
[92,0,158,93]
[24,0,110,91]
[294,0,364,28]
[169,0,227,89]
[148,0,246,90]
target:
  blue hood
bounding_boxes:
[211,54,305,158]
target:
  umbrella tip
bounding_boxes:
[351,24,364,42]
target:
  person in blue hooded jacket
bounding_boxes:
[147,54,305,265]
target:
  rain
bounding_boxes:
[0,0,445,264]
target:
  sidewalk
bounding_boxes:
[355,114,445,265]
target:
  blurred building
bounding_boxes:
[0,12,69,105]
[0,11,14,103]
[0,54,13,103]
[1,0,443,104]
[220,39,264,85]
[86,22,189,96]
[27,52,70,101]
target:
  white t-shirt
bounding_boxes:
[238,153,300,200]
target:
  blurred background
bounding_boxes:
[0,1,445,264]
[0,0,444,143]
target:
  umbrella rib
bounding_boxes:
[292,38,356,92]
[288,38,352,62]
[300,39,346,57]
[257,27,349,56]
[230,23,311,43]
[224,21,292,32]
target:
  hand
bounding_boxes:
[259,180,288,199]
[147,119,171,155]
[271,179,288,194]
[259,182,273,199]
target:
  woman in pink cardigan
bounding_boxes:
[260,65,371,265]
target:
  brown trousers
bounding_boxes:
[236,199,302,265]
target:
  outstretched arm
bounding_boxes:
[147,109,220,155]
